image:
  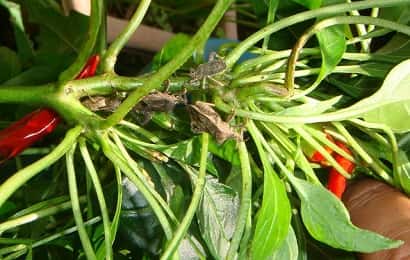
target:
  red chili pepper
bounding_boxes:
[0,109,60,161]
[75,55,100,79]
[0,55,100,162]
[327,141,356,199]
[309,134,335,166]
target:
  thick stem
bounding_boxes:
[0,84,54,105]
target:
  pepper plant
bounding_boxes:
[1,0,410,259]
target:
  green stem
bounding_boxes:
[285,15,410,96]
[97,133,173,239]
[59,0,102,82]
[0,217,101,256]
[258,122,320,184]
[11,196,68,218]
[96,0,107,56]
[262,0,278,50]
[294,126,351,178]
[0,198,85,234]
[102,0,151,73]
[213,95,403,125]
[0,126,82,209]
[65,74,146,99]
[349,119,399,185]
[332,122,393,184]
[0,84,54,105]
[110,165,122,243]
[304,125,354,162]
[102,0,235,129]
[79,139,113,260]
[346,0,370,52]
[225,0,410,68]
[66,143,97,260]
[32,217,101,248]
[226,141,252,260]
[160,133,209,260]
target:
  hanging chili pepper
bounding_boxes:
[0,109,60,161]
[327,141,356,199]
[75,55,100,79]
[0,55,100,162]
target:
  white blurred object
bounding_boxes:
[62,0,174,52]
[62,0,238,52]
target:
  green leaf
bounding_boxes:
[377,33,410,61]
[0,0,34,63]
[196,174,239,259]
[252,154,291,259]
[158,137,221,175]
[117,177,163,256]
[313,59,410,132]
[0,201,16,217]
[249,0,268,24]
[24,0,88,58]
[151,33,191,71]
[397,151,410,194]
[208,139,240,166]
[358,59,410,133]
[3,66,62,86]
[358,62,395,79]
[278,96,341,116]
[292,0,322,9]
[290,177,403,252]
[269,226,299,260]
[315,25,346,82]
[0,47,21,83]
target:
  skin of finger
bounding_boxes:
[343,179,410,260]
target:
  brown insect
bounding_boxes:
[187,101,240,144]
[82,96,123,112]
[189,52,226,85]
[134,91,185,124]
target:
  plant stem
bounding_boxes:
[349,119,399,185]
[66,143,97,260]
[0,84,54,105]
[98,134,174,239]
[332,122,393,184]
[32,217,101,248]
[102,0,151,73]
[102,0,235,129]
[262,0,278,51]
[59,0,102,82]
[225,0,410,68]
[0,198,85,234]
[294,126,351,178]
[110,165,122,243]
[226,141,252,260]
[96,0,107,56]
[285,15,410,97]
[79,139,113,260]
[0,217,102,256]
[0,126,82,209]
[161,133,209,260]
